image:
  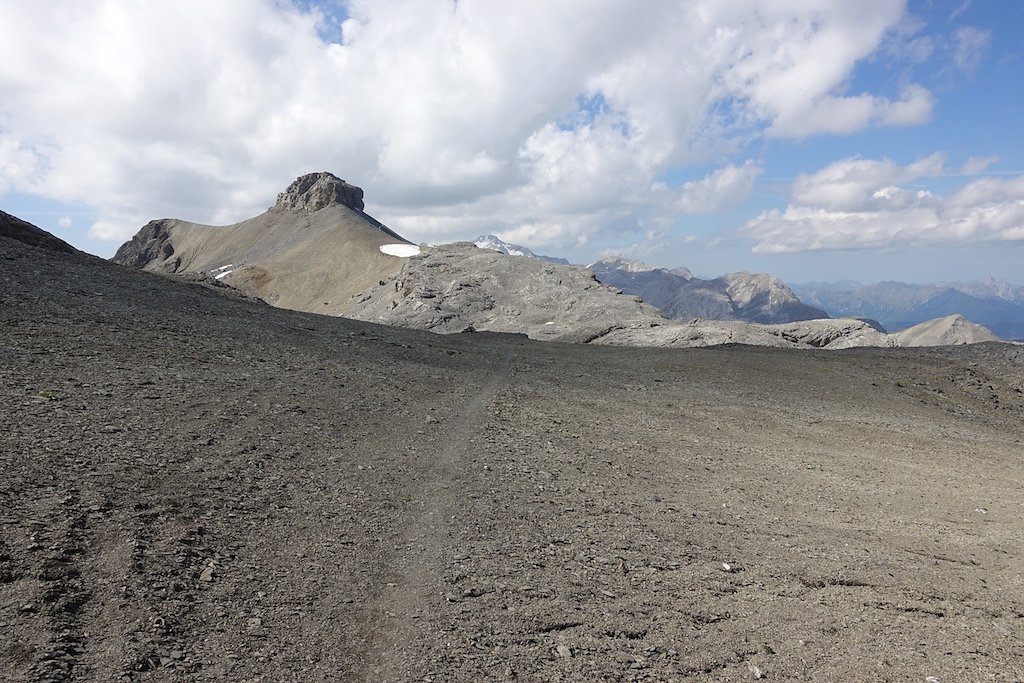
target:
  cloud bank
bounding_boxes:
[0,0,936,250]
[743,155,1024,253]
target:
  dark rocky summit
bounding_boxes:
[274,171,365,212]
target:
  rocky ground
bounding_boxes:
[2,232,1023,682]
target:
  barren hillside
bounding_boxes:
[2,222,1023,682]
[112,172,414,316]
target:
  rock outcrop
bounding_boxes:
[275,172,365,212]
[111,220,176,269]
[594,317,894,350]
[345,243,668,343]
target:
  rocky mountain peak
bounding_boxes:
[593,257,660,274]
[275,172,365,212]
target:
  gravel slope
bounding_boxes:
[2,233,1023,682]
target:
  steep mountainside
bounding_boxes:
[589,259,733,320]
[112,172,415,316]
[591,258,827,324]
[795,280,1024,340]
[721,272,830,324]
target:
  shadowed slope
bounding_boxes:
[1,209,79,254]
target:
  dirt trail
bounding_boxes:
[368,349,516,682]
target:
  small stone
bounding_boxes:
[247,618,263,630]
[170,650,184,660]
[556,644,572,658]
[199,566,215,582]
[21,603,36,613]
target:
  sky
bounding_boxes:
[1,0,1022,284]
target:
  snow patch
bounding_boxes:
[211,264,235,280]
[380,244,421,257]
[474,235,569,264]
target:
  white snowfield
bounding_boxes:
[211,264,235,280]
[379,244,421,257]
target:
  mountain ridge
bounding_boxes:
[590,258,829,325]
[794,279,1024,341]
[111,172,414,316]
[102,173,1007,349]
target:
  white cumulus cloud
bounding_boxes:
[676,162,763,215]
[0,0,926,250]
[743,154,1024,252]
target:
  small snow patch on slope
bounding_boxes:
[380,244,421,257]
[474,234,569,264]
[211,264,235,280]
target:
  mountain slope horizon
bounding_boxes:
[591,257,830,324]
[106,173,1005,349]
[794,279,1024,341]
[111,172,416,317]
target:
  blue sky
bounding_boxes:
[1,0,1022,284]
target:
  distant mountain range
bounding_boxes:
[590,258,828,324]
[793,279,1024,341]
[92,171,1010,349]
